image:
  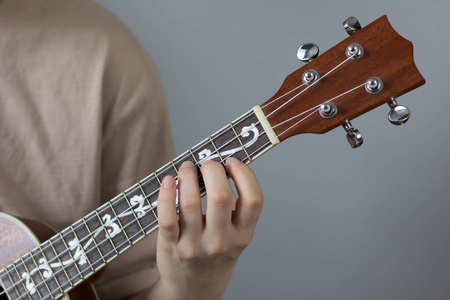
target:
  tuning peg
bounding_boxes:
[343,17,362,35]
[297,43,319,62]
[387,97,410,125]
[343,120,363,148]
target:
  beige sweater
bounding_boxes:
[0,0,174,298]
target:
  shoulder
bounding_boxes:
[0,0,148,58]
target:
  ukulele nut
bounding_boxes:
[365,77,384,94]
[319,102,338,119]
[346,43,364,60]
[302,69,320,86]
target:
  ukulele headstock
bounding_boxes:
[260,15,425,146]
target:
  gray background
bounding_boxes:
[96,1,449,299]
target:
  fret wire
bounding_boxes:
[89,109,254,212]
[69,226,93,275]
[23,254,53,299]
[66,227,88,280]
[46,237,73,290]
[215,124,270,166]
[233,109,254,125]
[153,173,162,185]
[10,263,33,300]
[93,210,119,256]
[40,236,78,300]
[208,137,225,164]
[11,127,261,300]
[3,266,21,300]
[0,273,14,300]
[138,182,158,221]
[3,117,271,300]
[56,233,76,288]
[61,275,85,295]
[244,137,271,163]
[4,110,270,300]
[98,195,120,215]
[19,257,46,300]
[170,161,179,174]
[230,123,252,162]
[122,109,254,199]
[15,112,268,300]
[0,275,7,297]
[122,193,146,237]
[37,245,65,296]
[32,218,159,300]
[81,218,106,266]
[188,149,199,164]
[132,112,254,202]
[107,202,132,247]
[7,132,272,300]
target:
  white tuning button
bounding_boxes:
[387,98,410,125]
[343,120,363,148]
[297,43,319,62]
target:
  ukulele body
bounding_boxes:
[0,213,98,300]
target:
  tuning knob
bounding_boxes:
[343,120,363,148]
[297,43,319,62]
[387,97,410,125]
[343,17,362,35]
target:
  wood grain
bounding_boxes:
[262,15,425,141]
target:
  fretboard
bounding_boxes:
[0,107,278,300]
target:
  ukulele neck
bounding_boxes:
[0,106,278,300]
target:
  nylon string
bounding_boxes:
[1,53,363,300]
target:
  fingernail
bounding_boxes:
[226,157,242,167]
[162,176,175,189]
[180,160,195,168]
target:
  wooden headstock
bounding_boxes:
[261,15,425,142]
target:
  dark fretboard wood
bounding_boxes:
[0,15,427,300]
[0,108,275,300]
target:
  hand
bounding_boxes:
[151,158,263,300]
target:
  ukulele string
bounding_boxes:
[3,132,275,300]
[3,112,275,300]
[4,54,359,299]
[260,54,355,110]
[2,117,282,300]
[4,54,358,300]
[3,135,278,300]
[96,52,358,228]
[5,57,361,300]
[1,99,316,300]
[6,78,369,300]
[260,82,306,109]
[274,82,366,138]
[122,53,357,201]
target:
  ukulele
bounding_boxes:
[0,15,425,300]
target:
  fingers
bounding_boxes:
[178,161,203,238]
[157,175,179,245]
[154,159,262,300]
[157,158,263,252]
[201,160,234,232]
[225,158,263,232]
